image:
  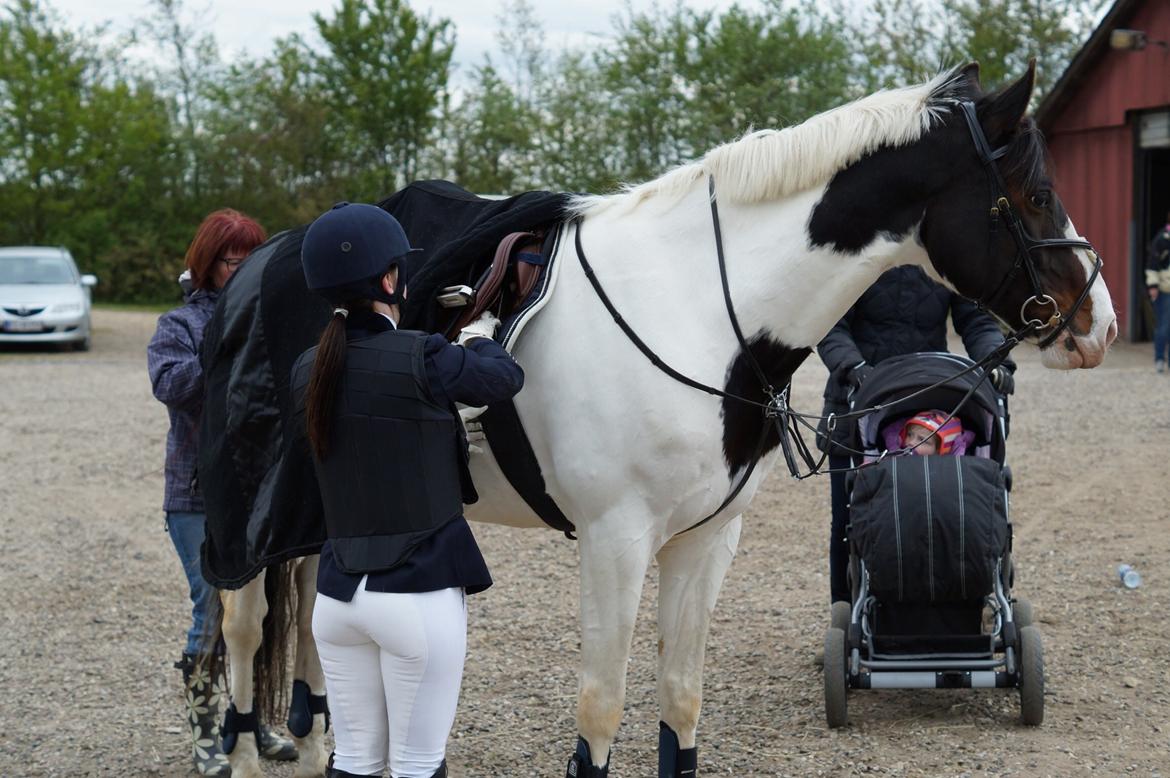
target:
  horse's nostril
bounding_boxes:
[1106,318,1118,346]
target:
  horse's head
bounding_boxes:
[920,62,1116,368]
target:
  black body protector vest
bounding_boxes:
[291,329,470,574]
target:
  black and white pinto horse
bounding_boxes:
[218,62,1115,777]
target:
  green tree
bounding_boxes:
[141,0,220,204]
[0,0,90,243]
[599,3,698,181]
[450,63,535,194]
[0,0,180,301]
[313,0,455,197]
[201,36,341,228]
[686,0,855,153]
[534,50,621,192]
[851,0,1105,100]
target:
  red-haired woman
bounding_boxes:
[147,209,295,775]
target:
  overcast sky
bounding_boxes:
[50,0,769,78]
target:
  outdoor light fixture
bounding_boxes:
[1110,28,1169,51]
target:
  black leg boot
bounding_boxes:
[658,721,697,777]
[566,736,609,777]
[175,654,231,777]
[326,752,384,777]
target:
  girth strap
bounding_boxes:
[480,399,577,537]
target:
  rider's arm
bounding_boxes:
[423,333,525,409]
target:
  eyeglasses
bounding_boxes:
[219,255,247,269]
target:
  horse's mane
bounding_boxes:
[567,68,971,217]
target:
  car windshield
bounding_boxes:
[0,255,75,284]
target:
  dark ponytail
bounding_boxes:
[305,305,359,459]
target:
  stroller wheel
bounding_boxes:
[1013,597,1034,628]
[831,601,852,632]
[823,627,848,728]
[1018,625,1045,726]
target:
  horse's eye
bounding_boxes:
[1030,191,1051,209]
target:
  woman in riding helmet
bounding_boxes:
[294,202,524,778]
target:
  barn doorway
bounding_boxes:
[1133,112,1170,342]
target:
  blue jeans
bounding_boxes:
[1154,292,1170,364]
[166,511,216,656]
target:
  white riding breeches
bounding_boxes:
[312,583,467,777]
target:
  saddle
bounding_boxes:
[439,231,545,340]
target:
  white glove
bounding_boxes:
[456,311,501,346]
[459,405,487,454]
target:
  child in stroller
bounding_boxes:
[823,352,1044,728]
[898,410,965,456]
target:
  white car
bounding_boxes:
[0,246,97,351]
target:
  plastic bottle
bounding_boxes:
[1117,564,1142,589]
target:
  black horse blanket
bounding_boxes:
[200,181,569,588]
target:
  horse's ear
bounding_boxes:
[959,62,982,94]
[977,59,1036,145]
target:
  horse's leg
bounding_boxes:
[288,555,329,778]
[221,570,267,778]
[654,515,743,778]
[566,519,657,777]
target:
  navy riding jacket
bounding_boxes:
[316,309,524,601]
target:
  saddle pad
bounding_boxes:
[478,223,576,536]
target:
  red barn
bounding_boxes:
[1037,0,1170,340]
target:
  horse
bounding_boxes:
[208,61,1115,778]
[463,61,1113,776]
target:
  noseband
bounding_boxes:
[956,100,1102,348]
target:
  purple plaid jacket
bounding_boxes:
[147,287,219,512]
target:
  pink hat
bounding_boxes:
[900,410,963,455]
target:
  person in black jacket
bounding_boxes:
[815,266,1015,606]
[292,202,524,778]
[1146,212,1170,372]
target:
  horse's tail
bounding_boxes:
[198,560,296,722]
[254,560,295,721]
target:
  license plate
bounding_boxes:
[3,319,43,332]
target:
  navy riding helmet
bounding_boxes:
[301,202,422,305]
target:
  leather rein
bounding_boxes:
[574,102,1103,532]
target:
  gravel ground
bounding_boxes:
[1,309,1167,777]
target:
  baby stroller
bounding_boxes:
[822,352,1044,727]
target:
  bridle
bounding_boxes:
[574,101,1106,532]
[955,100,1102,350]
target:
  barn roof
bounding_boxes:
[1035,0,1143,131]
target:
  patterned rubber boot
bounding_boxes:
[176,654,231,776]
[257,723,298,761]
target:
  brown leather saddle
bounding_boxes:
[441,231,545,340]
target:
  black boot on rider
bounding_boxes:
[325,752,382,777]
[386,759,448,777]
[658,721,697,777]
[566,736,609,778]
